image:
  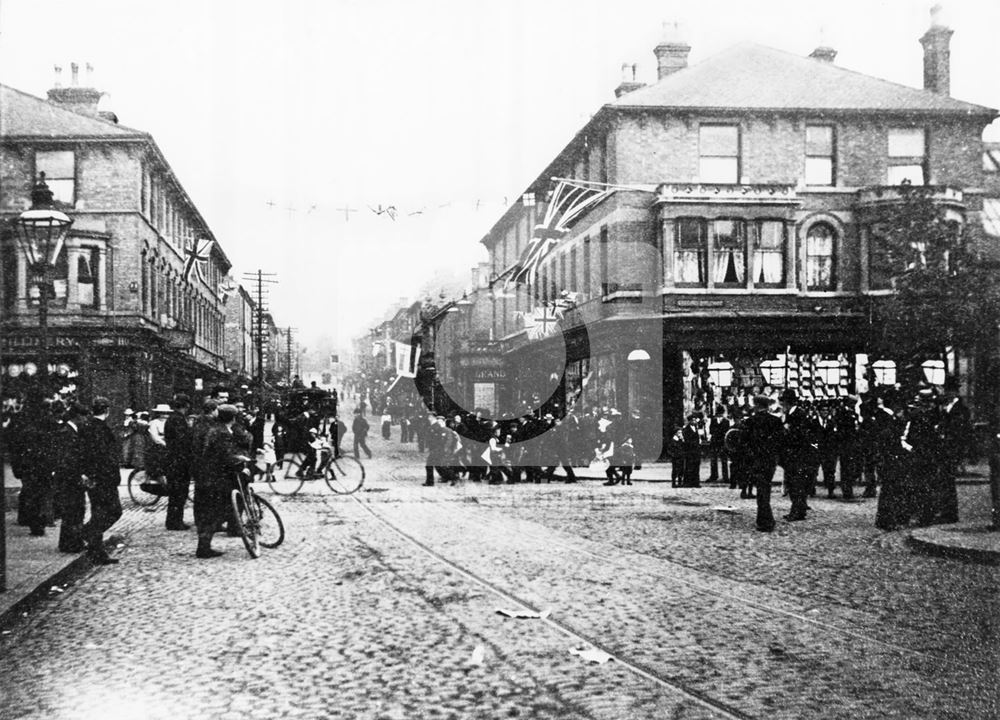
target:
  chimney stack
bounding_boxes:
[614,62,645,98]
[920,3,953,95]
[809,46,837,63]
[47,60,103,117]
[653,20,691,80]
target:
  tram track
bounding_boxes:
[371,471,983,673]
[344,469,754,720]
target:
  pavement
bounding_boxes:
[1,441,998,718]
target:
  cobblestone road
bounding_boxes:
[1,435,997,719]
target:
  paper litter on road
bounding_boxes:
[469,644,485,666]
[495,607,552,620]
[712,505,739,513]
[569,646,613,664]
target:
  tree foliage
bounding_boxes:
[871,183,1000,370]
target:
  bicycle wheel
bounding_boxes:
[231,488,261,558]
[253,493,285,549]
[127,468,161,507]
[325,455,365,494]
[266,455,306,496]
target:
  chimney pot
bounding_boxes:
[614,61,645,98]
[653,20,691,80]
[53,65,62,88]
[70,62,79,86]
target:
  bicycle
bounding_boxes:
[231,462,285,558]
[127,467,195,507]
[261,442,365,496]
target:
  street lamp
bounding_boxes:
[13,174,73,392]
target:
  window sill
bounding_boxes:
[662,287,799,295]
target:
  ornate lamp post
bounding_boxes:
[0,175,71,592]
[13,174,73,393]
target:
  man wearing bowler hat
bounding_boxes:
[741,394,786,531]
[780,388,816,522]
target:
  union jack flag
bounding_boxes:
[183,238,214,284]
[505,178,614,289]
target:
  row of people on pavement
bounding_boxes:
[724,386,969,531]
[384,408,641,487]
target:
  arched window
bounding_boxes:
[806,222,837,290]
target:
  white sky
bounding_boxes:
[1,0,997,351]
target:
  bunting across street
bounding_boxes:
[505,178,615,289]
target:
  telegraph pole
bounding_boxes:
[285,326,298,385]
[242,270,278,405]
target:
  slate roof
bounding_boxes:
[612,43,996,116]
[0,83,146,139]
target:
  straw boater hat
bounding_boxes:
[151,403,173,414]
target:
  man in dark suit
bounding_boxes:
[935,382,969,524]
[780,389,816,522]
[741,395,786,531]
[707,407,731,486]
[164,394,193,531]
[814,404,839,498]
[352,408,372,460]
[680,414,703,488]
[55,402,90,553]
[80,397,123,565]
[194,404,246,558]
[835,397,863,500]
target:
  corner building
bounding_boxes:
[0,79,232,414]
[474,16,996,456]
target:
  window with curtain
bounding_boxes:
[699,125,739,184]
[711,219,746,286]
[806,223,837,290]
[35,150,75,206]
[805,125,835,186]
[674,218,706,285]
[753,220,785,286]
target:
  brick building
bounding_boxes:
[459,12,996,455]
[0,74,231,414]
[223,285,256,384]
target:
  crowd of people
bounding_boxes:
[380,402,646,487]
[1,384,372,561]
[0,378,978,556]
[705,384,971,531]
[383,381,972,534]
